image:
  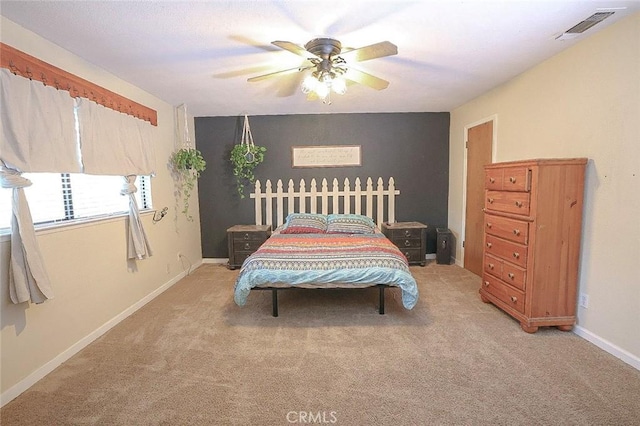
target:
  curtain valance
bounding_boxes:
[77,98,156,176]
[0,69,80,173]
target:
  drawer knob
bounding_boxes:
[510,296,518,303]
[515,201,523,208]
[488,263,494,270]
[513,252,520,259]
[404,251,411,259]
[486,223,492,228]
[508,273,515,279]
[489,177,495,184]
[404,230,411,237]
[486,242,492,248]
[404,240,411,247]
[243,233,250,240]
[488,198,494,204]
[483,281,490,287]
[509,177,517,183]
[244,242,251,250]
[513,229,521,236]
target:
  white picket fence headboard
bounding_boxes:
[250,177,399,228]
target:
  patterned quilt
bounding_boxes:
[233,232,419,309]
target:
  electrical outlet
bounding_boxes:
[579,293,589,308]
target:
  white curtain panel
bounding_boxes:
[0,69,78,304]
[77,98,156,260]
[76,98,156,176]
[0,166,54,304]
[0,69,80,172]
[121,175,152,260]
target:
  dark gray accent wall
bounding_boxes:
[195,112,450,258]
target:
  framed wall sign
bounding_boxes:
[291,145,362,168]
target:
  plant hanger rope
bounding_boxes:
[181,103,192,149]
[241,114,255,163]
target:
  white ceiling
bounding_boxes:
[1,1,638,117]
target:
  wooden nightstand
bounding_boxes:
[381,222,428,266]
[226,224,271,270]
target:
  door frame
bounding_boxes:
[459,114,498,267]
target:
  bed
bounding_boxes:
[232,177,419,316]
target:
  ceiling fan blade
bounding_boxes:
[345,68,390,90]
[341,41,398,62]
[247,66,304,82]
[272,41,318,58]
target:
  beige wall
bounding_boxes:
[449,13,640,362]
[0,17,204,400]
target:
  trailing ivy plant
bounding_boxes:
[171,147,206,220]
[230,144,266,198]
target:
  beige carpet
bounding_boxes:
[2,262,639,425]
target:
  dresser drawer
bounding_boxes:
[485,190,531,216]
[484,254,503,278]
[485,167,530,192]
[481,273,526,314]
[484,234,528,269]
[502,262,526,291]
[484,214,529,244]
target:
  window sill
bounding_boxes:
[0,210,155,243]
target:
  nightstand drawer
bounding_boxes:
[233,239,265,252]
[392,238,422,249]
[400,248,423,264]
[388,228,423,239]
[232,231,269,243]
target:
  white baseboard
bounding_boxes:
[425,253,436,260]
[573,325,640,371]
[202,258,228,264]
[0,261,202,407]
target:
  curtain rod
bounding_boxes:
[0,43,158,126]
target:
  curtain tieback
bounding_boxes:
[0,165,32,189]
[120,176,137,195]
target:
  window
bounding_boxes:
[0,173,152,232]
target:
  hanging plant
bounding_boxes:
[172,147,206,220]
[230,115,266,198]
[171,104,206,221]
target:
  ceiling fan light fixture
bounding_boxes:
[331,77,347,95]
[301,74,318,94]
[314,81,330,99]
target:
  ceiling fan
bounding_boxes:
[247,38,398,102]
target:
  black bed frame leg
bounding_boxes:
[272,289,278,317]
[379,286,385,315]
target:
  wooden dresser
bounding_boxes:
[479,158,587,333]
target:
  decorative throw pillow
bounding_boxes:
[326,214,377,234]
[280,213,328,234]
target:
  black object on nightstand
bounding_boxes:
[381,221,428,266]
[226,224,271,270]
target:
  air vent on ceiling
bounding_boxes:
[565,12,615,34]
